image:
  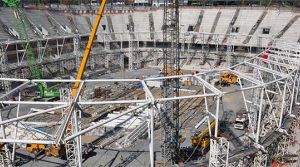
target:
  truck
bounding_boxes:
[234,110,249,130]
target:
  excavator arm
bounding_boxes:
[72,0,108,97]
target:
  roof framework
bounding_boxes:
[0,41,299,166]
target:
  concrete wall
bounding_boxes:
[0,7,299,45]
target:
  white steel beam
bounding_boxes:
[55,81,84,144]
[0,81,30,100]
[256,89,264,143]
[255,57,295,70]
[0,139,55,144]
[230,70,263,85]
[244,62,289,77]
[157,93,216,102]
[65,103,150,141]
[0,105,68,125]
[193,75,223,96]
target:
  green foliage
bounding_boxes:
[2,0,21,8]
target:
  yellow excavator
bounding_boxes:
[160,67,183,76]
[219,72,239,86]
[25,144,64,157]
[191,120,216,151]
[26,0,108,158]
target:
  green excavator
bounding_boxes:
[3,0,60,100]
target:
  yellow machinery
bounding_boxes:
[25,0,108,158]
[160,67,183,76]
[25,144,46,155]
[191,120,216,150]
[220,72,239,86]
[72,0,107,97]
[44,145,64,157]
[25,144,64,157]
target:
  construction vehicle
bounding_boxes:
[3,0,60,100]
[3,0,107,159]
[191,120,216,152]
[4,0,107,161]
[44,145,65,157]
[26,0,108,158]
[25,144,46,155]
[219,72,239,86]
[25,144,66,158]
[234,109,249,130]
[160,67,183,76]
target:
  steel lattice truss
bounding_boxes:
[160,0,181,164]
[0,41,299,166]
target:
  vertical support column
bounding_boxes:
[90,56,95,70]
[74,36,80,71]
[119,53,124,71]
[104,33,110,68]
[0,45,11,92]
[255,88,264,143]
[153,39,159,66]
[215,96,220,137]
[279,81,287,127]
[186,42,191,64]
[149,106,155,167]
[209,137,229,167]
[257,36,262,53]
[289,74,297,114]
[0,104,12,167]
[226,44,232,67]
[11,93,21,163]
[226,36,233,67]
[74,109,82,167]
[294,72,300,104]
[58,39,65,75]
[128,35,133,71]
[60,88,80,167]
[160,0,181,163]
[65,114,79,167]
[248,63,262,140]
[128,14,134,71]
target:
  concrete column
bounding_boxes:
[73,36,80,71]
[119,53,124,71]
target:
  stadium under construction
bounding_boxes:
[0,0,300,167]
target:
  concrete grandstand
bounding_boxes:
[0,5,300,167]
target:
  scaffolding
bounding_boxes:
[160,0,181,165]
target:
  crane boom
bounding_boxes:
[72,0,107,97]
